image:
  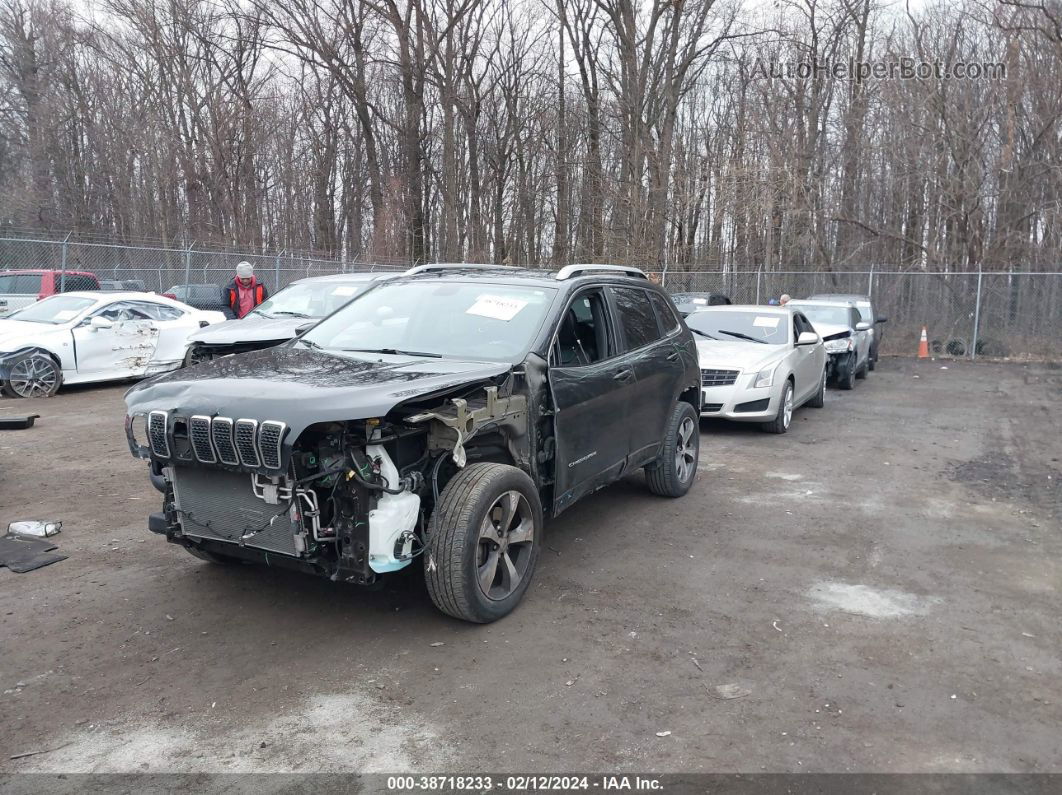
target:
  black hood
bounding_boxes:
[125,344,511,438]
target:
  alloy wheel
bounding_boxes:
[675,416,696,483]
[8,356,57,398]
[782,384,793,429]
[477,491,535,601]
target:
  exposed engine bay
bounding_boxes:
[133,381,533,585]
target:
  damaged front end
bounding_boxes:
[126,368,533,586]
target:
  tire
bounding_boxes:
[425,463,542,623]
[645,401,699,497]
[868,346,877,371]
[807,367,826,408]
[856,353,869,379]
[2,353,62,398]
[184,545,240,565]
[837,356,856,390]
[761,380,794,434]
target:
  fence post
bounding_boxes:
[60,233,70,291]
[274,250,282,293]
[755,266,762,305]
[867,264,874,297]
[971,267,983,360]
[184,241,194,285]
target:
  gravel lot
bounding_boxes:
[0,357,1059,774]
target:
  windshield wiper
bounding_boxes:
[270,310,311,318]
[341,347,443,359]
[689,328,719,340]
[718,329,768,344]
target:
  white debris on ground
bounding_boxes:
[17,691,449,773]
[807,582,940,618]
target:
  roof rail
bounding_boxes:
[555,264,648,281]
[403,263,510,276]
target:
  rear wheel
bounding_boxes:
[646,402,699,497]
[856,353,869,379]
[425,463,542,623]
[807,367,826,408]
[762,380,794,434]
[2,353,62,398]
[868,347,877,371]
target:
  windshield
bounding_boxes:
[685,310,788,344]
[252,280,373,319]
[302,280,557,361]
[790,304,852,327]
[7,295,97,324]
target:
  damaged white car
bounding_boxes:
[0,292,227,398]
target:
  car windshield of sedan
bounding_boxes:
[790,304,852,327]
[8,295,97,324]
[685,310,788,344]
[251,280,373,320]
[301,280,557,361]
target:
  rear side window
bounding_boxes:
[648,292,681,335]
[131,301,185,321]
[612,287,662,351]
[59,275,99,292]
[0,273,42,294]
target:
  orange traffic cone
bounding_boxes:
[917,326,929,359]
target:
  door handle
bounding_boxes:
[612,368,633,381]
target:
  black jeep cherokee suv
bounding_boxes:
[125,264,701,622]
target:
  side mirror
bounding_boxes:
[89,316,113,331]
[876,316,888,324]
[855,321,871,331]
[796,331,819,346]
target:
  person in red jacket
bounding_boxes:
[226,262,269,319]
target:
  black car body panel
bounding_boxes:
[126,344,512,465]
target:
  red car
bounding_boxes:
[0,270,100,315]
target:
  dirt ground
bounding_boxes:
[0,357,1059,775]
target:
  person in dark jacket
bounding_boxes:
[226,262,269,319]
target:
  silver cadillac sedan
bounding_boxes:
[685,305,828,433]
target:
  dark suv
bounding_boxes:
[125,264,701,623]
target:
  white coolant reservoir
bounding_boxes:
[365,444,421,573]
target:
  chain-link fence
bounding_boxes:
[0,233,409,296]
[0,232,1059,359]
[662,268,1062,359]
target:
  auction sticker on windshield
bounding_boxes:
[752,316,780,328]
[332,286,358,296]
[467,294,529,321]
[55,309,81,321]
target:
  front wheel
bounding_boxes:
[425,463,542,623]
[837,355,856,390]
[645,402,699,497]
[2,353,62,398]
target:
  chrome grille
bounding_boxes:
[148,411,170,458]
[258,421,287,470]
[701,368,739,387]
[234,419,260,467]
[211,417,239,466]
[189,415,215,463]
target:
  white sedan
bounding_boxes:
[685,305,828,433]
[0,292,227,398]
